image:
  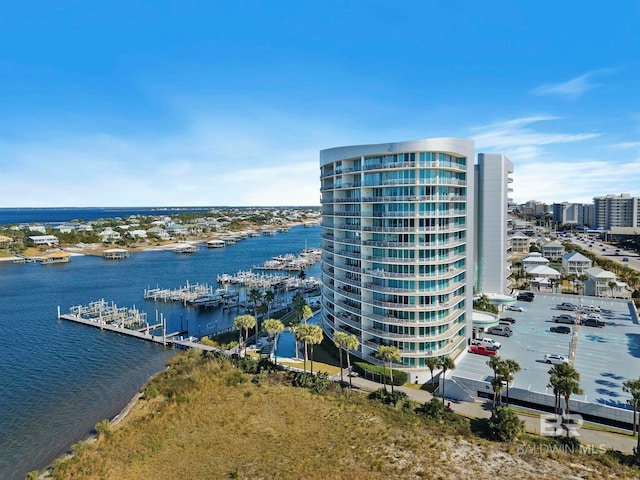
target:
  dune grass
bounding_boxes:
[46,350,640,480]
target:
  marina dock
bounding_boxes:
[57,303,220,352]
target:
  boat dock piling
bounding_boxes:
[144,281,213,304]
[57,304,213,352]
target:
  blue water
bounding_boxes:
[0,224,320,480]
[0,207,218,225]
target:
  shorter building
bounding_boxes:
[527,265,561,290]
[28,225,47,234]
[584,267,630,298]
[561,251,592,275]
[509,232,531,255]
[541,240,564,260]
[52,224,76,234]
[128,229,148,239]
[28,235,59,246]
[98,228,121,242]
[521,252,549,271]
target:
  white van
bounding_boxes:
[580,305,601,313]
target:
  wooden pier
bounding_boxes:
[57,304,220,353]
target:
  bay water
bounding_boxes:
[0,224,320,479]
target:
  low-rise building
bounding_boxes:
[509,232,531,255]
[561,251,593,275]
[28,235,59,246]
[584,267,630,298]
[521,252,550,271]
[541,240,565,260]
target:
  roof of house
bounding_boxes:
[585,267,616,279]
[542,240,564,248]
[527,265,561,276]
[562,251,592,262]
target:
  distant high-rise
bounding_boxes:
[320,138,517,382]
[593,193,640,230]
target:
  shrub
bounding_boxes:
[94,419,112,439]
[352,362,408,386]
[488,406,524,442]
[290,371,330,394]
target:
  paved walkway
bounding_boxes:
[331,370,638,454]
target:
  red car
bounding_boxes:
[469,345,497,356]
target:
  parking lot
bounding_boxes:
[454,292,640,422]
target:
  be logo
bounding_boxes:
[540,413,583,437]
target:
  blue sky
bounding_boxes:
[1,1,639,207]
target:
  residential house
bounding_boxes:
[28,235,59,246]
[583,267,630,299]
[561,251,592,275]
[541,240,565,260]
[521,252,550,271]
[509,232,531,255]
[98,228,121,243]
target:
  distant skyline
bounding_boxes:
[1,1,639,207]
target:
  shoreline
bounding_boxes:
[37,371,163,479]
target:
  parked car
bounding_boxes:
[553,314,577,324]
[487,325,513,337]
[469,344,497,356]
[544,354,570,365]
[506,304,525,312]
[517,292,535,302]
[580,305,601,314]
[581,317,605,327]
[556,302,578,311]
[550,325,571,334]
[473,338,501,349]
[623,257,629,262]
[499,317,516,324]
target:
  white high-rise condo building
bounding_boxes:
[320,138,476,382]
[474,153,513,295]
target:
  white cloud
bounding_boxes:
[532,72,600,99]
[613,141,640,148]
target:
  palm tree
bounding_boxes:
[233,314,256,357]
[548,363,581,415]
[291,292,307,324]
[292,324,313,373]
[301,305,313,324]
[341,333,360,389]
[307,325,324,375]
[578,274,589,295]
[247,287,263,344]
[501,359,521,407]
[264,289,275,318]
[425,357,440,388]
[333,331,350,385]
[439,356,456,404]
[622,378,640,436]
[376,345,401,393]
[262,318,284,365]
[486,356,503,407]
[608,281,618,298]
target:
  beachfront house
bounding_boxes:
[28,235,59,246]
[98,228,121,243]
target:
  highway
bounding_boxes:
[567,234,640,272]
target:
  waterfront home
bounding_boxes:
[98,228,121,243]
[128,229,148,239]
[28,235,59,246]
[166,224,189,236]
[0,234,12,248]
[28,225,47,234]
[146,226,171,240]
[52,224,76,234]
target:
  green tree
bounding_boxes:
[438,356,456,404]
[291,324,313,372]
[622,378,640,436]
[264,289,275,318]
[501,359,521,407]
[262,318,284,366]
[608,281,618,298]
[548,362,579,414]
[376,345,401,393]
[333,331,349,385]
[233,314,256,357]
[425,357,440,388]
[307,324,324,375]
[247,287,263,344]
[291,292,307,323]
[488,406,525,442]
[301,305,313,324]
[486,356,503,408]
